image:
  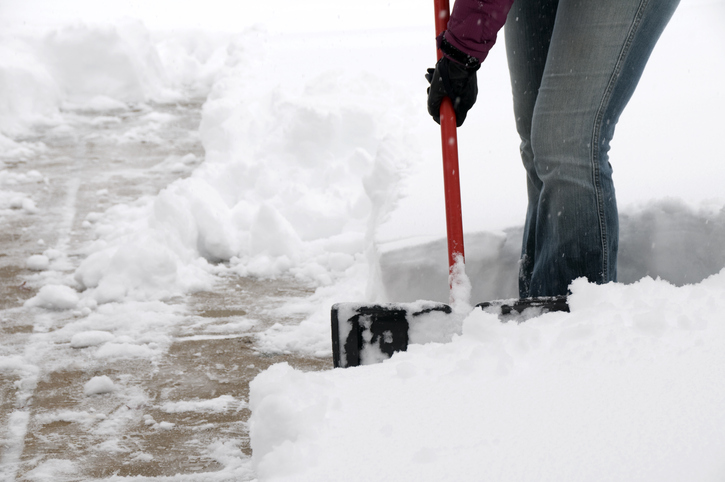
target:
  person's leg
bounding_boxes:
[506,0,679,297]
[504,0,559,298]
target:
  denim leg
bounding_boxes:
[505,0,679,297]
[504,0,559,297]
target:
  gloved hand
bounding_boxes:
[426,35,480,127]
[426,56,479,127]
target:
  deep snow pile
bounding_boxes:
[195,31,417,282]
[40,27,421,335]
[249,274,725,481]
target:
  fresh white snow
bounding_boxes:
[24,284,80,310]
[1,0,724,480]
[161,395,244,414]
[250,275,725,481]
[83,375,117,396]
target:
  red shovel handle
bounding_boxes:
[434,0,465,275]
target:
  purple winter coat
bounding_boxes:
[445,0,515,63]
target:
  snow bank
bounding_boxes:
[249,273,725,481]
[39,21,172,105]
[69,29,418,306]
[196,33,416,281]
[375,200,725,305]
[0,21,229,141]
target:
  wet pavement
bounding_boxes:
[0,101,331,480]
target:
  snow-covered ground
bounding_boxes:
[1,0,724,480]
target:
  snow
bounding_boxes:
[24,284,79,310]
[83,375,116,396]
[161,395,244,413]
[35,410,107,426]
[1,0,724,479]
[154,421,175,431]
[69,330,115,348]
[250,275,725,481]
[26,254,49,271]
[21,459,76,482]
[448,253,472,313]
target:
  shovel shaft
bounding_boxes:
[434,0,450,41]
[440,100,464,269]
[433,0,465,273]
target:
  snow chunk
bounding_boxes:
[93,343,158,359]
[83,376,116,396]
[70,331,115,348]
[130,452,154,463]
[42,248,63,260]
[24,285,79,310]
[161,395,243,413]
[26,254,50,271]
[9,196,39,213]
[85,212,103,223]
[21,198,39,213]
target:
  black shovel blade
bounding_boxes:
[331,302,451,368]
[477,295,569,318]
[331,296,569,368]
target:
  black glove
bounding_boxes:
[426,37,480,127]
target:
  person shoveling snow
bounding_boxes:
[333,0,679,367]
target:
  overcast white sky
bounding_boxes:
[0,0,430,32]
[3,0,722,32]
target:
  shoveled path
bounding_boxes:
[0,101,330,480]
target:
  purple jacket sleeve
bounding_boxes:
[444,0,515,63]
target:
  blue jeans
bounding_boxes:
[504,0,679,297]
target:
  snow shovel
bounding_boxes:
[331,0,568,368]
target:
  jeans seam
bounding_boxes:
[590,0,649,283]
